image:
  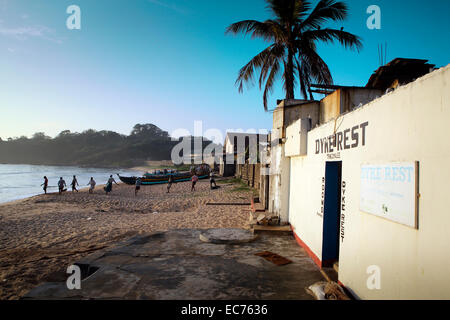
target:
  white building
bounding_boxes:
[276,63,450,299]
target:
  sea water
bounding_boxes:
[0,164,139,204]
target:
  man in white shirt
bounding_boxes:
[88,177,96,194]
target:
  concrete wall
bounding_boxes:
[236,163,261,189]
[268,101,319,222]
[288,65,450,299]
[320,88,383,124]
[260,166,270,209]
[320,91,341,124]
[268,130,290,221]
[269,105,288,221]
[340,88,383,114]
[284,102,320,129]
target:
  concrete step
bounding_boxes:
[251,198,266,213]
[252,225,292,233]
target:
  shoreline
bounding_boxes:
[0,161,196,205]
[0,184,109,206]
[0,163,144,205]
[0,178,253,300]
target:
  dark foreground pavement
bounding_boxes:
[24,229,324,300]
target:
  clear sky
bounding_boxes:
[1,0,449,141]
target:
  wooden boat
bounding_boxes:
[117,172,208,186]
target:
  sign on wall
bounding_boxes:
[360,162,419,228]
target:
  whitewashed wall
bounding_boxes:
[288,65,450,299]
[269,137,290,222]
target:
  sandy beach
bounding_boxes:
[0,178,253,300]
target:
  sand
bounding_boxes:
[0,179,253,300]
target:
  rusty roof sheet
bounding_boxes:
[366,58,435,90]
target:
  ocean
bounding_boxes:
[0,164,139,204]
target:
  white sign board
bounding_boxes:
[360,162,418,228]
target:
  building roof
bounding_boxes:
[309,84,370,96]
[366,58,436,91]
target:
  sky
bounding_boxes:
[0,0,449,142]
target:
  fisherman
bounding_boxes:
[191,174,199,192]
[209,171,217,190]
[167,175,174,193]
[58,177,66,195]
[71,175,79,192]
[135,177,142,196]
[41,176,48,194]
[87,177,96,194]
[104,175,118,194]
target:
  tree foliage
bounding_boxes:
[226,0,362,110]
[0,124,214,168]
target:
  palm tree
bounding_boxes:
[226,0,362,110]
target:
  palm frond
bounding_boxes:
[263,59,282,111]
[226,20,279,42]
[259,44,285,89]
[298,42,333,85]
[302,28,363,51]
[267,0,296,23]
[300,0,348,30]
[295,57,310,99]
[235,46,274,93]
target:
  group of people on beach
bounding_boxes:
[134,170,217,196]
[41,175,118,195]
[41,169,218,197]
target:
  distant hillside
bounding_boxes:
[0,124,217,168]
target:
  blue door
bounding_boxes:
[322,161,342,267]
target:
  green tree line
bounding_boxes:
[0,124,216,168]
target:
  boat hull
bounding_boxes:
[118,174,208,186]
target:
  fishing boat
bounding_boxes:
[117,172,208,186]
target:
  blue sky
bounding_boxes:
[1,0,449,141]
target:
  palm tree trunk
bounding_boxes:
[285,47,295,100]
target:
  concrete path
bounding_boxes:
[24,229,324,300]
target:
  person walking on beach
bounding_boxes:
[41,176,48,194]
[191,174,199,192]
[71,175,79,192]
[210,171,217,190]
[135,177,142,196]
[104,175,118,194]
[58,177,66,195]
[167,175,174,193]
[87,177,96,194]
